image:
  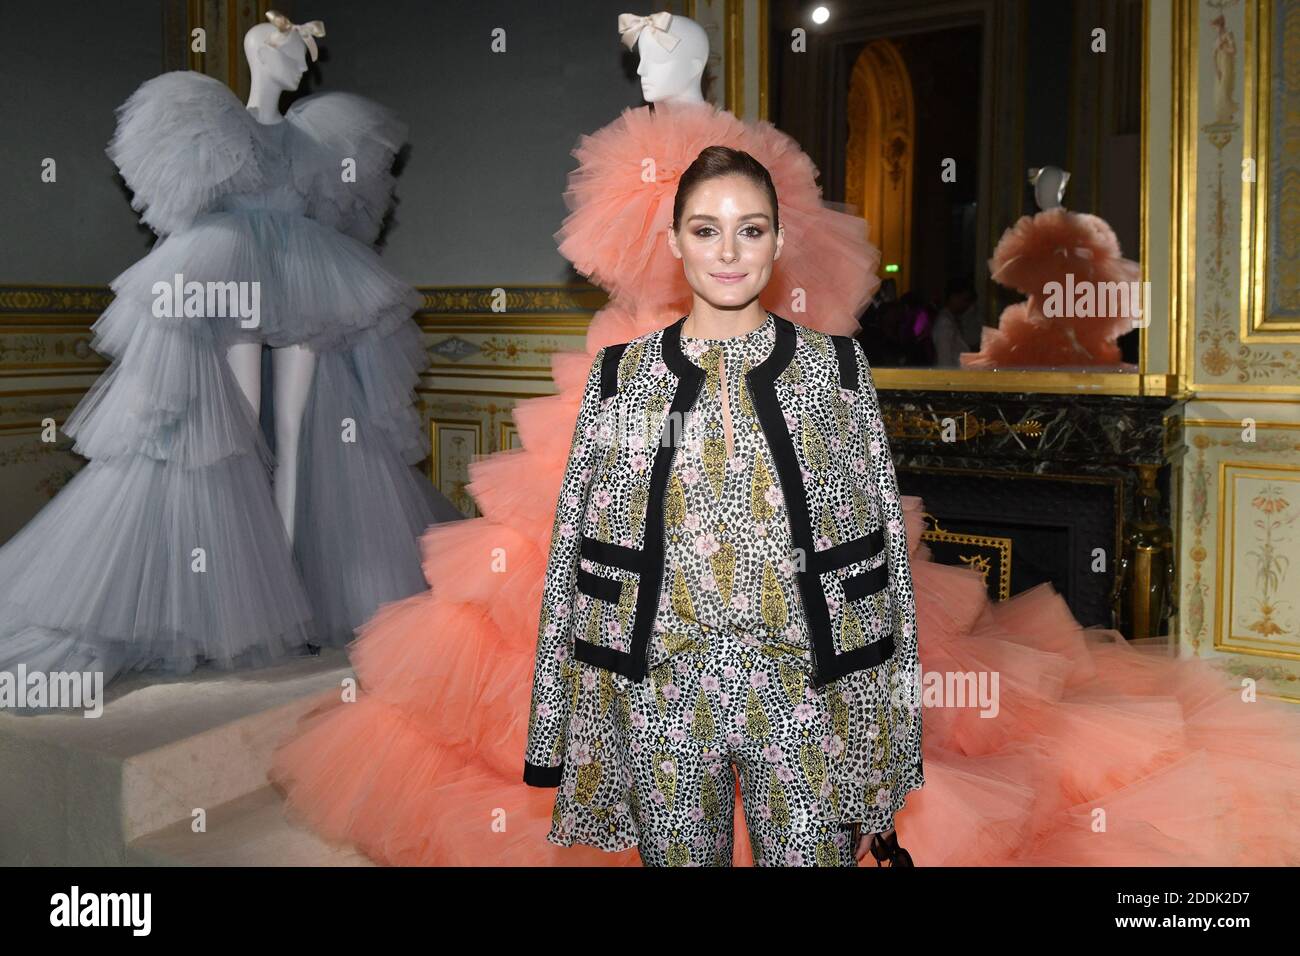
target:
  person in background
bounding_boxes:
[930,275,977,367]
[898,292,936,366]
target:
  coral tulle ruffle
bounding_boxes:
[269,481,1300,863]
[270,104,1300,866]
[271,435,1300,865]
[961,207,1141,371]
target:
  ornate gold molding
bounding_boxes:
[846,39,915,292]
[1240,0,1300,342]
[884,409,1044,443]
[1179,0,1300,393]
[920,512,1013,600]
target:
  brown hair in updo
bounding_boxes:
[671,145,779,233]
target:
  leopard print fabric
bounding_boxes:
[615,625,861,866]
[525,313,923,858]
[647,311,813,670]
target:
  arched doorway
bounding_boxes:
[846,39,916,295]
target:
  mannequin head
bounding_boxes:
[668,146,784,311]
[1029,166,1070,211]
[244,22,310,94]
[243,12,324,121]
[619,12,709,104]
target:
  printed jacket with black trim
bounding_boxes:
[523,312,920,788]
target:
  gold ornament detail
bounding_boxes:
[701,771,722,822]
[692,686,716,741]
[828,688,850,743]
[620,340,645,388]
[751,453,775,522]
[711,541,736,607]
[767,766,790,829]
[651,661,673,714]
[802,417,829,471]
[799,740,827,801]
[739,356,756,417]
[840,600,866,650]
[778,659,807,703]
[700,344,722,394]
[815,839,840,866]
[819,505,839,547]
[702,437,727,499]
[665,840,690,866]
[746,686,771,740]
[628,484,647,538]
[760,560,789,631]
[665,473,686,528]
[659,630,708,656]
[574,760,602,804]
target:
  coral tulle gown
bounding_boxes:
[961,207,1141,371]
[269,103,1300,866]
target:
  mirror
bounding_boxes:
[777,0,1145,374]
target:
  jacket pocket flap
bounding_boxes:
[576,567,624,603]
[809,527,885,573]
[842,562,888,601]
[580,534,644,573]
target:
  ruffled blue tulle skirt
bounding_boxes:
[0,207,457,696]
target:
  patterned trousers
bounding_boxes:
[614,624,862,867]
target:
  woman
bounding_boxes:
[269,98,883,868]
[523,146,921,866]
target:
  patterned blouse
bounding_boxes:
[649,311,813,671]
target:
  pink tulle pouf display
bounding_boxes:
[962,207,1142,371]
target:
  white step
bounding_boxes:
[0,648,353,865]
[126,785,374,866]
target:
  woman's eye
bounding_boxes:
[692,225,765,239]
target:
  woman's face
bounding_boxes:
[669,174,783,310]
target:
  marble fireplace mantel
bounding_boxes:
[877,387,1187,631]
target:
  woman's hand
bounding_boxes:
[854,830,872,862]
[855,825,901,864]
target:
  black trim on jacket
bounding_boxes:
[577,313,895,689]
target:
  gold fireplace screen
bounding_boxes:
[919,512,1013,601]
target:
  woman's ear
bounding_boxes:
[774,223,785,261]
[667,226,682,260]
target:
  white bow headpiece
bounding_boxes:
[265,10,326,62]
[618,12,680,52]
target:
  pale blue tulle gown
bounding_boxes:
[0,71,459,692]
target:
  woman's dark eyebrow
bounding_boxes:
[686,213,772,223]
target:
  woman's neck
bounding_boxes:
[682,301,769,339]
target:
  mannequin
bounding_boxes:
[962,163,1139,369]
[620,11,708,104]
[271,10,892,867]
[268,9,1300,873]
[1028,165,1070,211]
[0,10,450,694]
[228,18,323,542]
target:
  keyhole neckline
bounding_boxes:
[680,310,774,344]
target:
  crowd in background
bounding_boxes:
[856,274,982,369]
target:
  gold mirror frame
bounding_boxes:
[698,0,1184,398]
